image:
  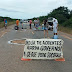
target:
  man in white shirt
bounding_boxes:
[53,18,58,35]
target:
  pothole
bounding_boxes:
[8,38,26,45]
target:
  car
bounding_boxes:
[47,17,53,30]
[47,17,54,30]
[23,20,28,23]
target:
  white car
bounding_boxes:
[48,17,54,30]
[24,20,28,23]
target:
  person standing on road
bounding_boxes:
[43,19,49,38]
[29,20,32,29]
[34,19,37,27]
[35,19,38,29]
[35,18,40,29]
[16,19,19,29]
[4,19,7,29]
[52,18,58,35]
[37,18,40,26]
[20,19,23,29]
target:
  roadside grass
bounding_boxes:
[58,25,72,35]
[0,21,16,28]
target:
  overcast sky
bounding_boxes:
[0,0,72,19]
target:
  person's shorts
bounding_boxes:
[29,24,31,27]
[44,27,48,30]
[34,24,35,26]
[35,24,39,27]
[5,23,7,26]
[53,27,58,33]
[20,22,23,24]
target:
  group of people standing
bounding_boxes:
[4,18,58,38]
[15,18,58,38]
[43,18,58,38]
[44,18,58,38]
[34,18,40,29]
[32,18,58,38]
[29,18,40,29]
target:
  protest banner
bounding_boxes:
[21,39,64,60]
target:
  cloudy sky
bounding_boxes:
[0,0,72,19]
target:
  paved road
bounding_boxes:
[0,23,72,72]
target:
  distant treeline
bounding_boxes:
[0,16,17,22]
[31,6,72,28]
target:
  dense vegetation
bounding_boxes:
[32,6,72,28]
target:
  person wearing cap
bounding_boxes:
[52,18,58,35]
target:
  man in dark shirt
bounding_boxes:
[44,19,49,38]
